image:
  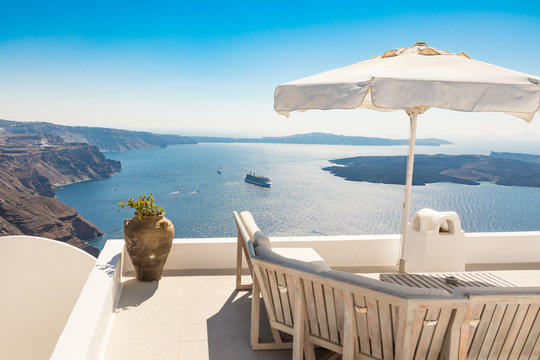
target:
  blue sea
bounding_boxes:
[55,143,540,250]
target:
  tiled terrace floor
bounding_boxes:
[105,273,290,360]
[105,269,540,360]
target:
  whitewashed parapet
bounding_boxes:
[121,235,400,274]
[51,240,123,360]
[0,236,95,360]
[465,231,540,265]
[120,231,540,274]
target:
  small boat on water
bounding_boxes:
[217,165,222,174]
[245,171,271,188]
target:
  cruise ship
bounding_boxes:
[245,172,271,188]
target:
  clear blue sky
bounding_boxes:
[1,1,539,145]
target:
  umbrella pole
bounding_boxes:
[398,110,419,273]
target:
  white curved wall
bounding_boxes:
[0,236,96,360]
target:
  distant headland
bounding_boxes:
[0,119,452,150]
[192,132,452,147]
[323,152,540,187]
[0,119,196,152]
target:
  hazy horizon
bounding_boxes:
[1,2,539,144]
[3,116,540,155]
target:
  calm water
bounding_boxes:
[55,143,540,250]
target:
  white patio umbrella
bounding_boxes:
[274,42,540,272]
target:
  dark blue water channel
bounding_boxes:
[55,143,540,250]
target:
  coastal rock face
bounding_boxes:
[0,193,101,241]
[0,119,197,152]
[0,134,121,254]
[0,134,120,186]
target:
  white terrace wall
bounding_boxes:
[465,231,540,266]
[51,240,123,360]
[121,231,540,274]
[0,236,95,360]
[121,235,401,274]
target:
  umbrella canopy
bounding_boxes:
[274,42,540,272]
[275,42,540,120]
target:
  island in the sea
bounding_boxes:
[323,153,540,187]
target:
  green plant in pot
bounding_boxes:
[119,194,174,281]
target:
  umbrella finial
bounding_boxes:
[413,42,428,47]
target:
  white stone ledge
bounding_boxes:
[51,240,124,360]
[119,231,540,274]
[121,234,401,274]
[465,231,540,264]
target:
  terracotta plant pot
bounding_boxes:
[123,214,174,281]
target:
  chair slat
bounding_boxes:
[410,308,427,358]
[313,281,330,339]
[391,304,399,341]
[488,303,518,359]
[478,304,507,359]
[268,269,285,324]
[426,308,452,360]
[354,293,371,355]
[366,298,383,358]
[467,304,485,352]
[510,304,540,359]
[520,308,540,359]
[499,303,530,358]
[303,279,320,336]
[530,329,540,360]
[276,271,293,326]
[256,266,277,322]
[286,273,297,319]
[468,304,496,360]
[324,284,340,344]
[398,307,426,360]
[334,289,345,338]
[378,301,394,360]
[342,292,356,360]
[414,308,439,360]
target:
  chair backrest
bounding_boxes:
[319,270,466,360]
[251,254,333,338]
[251,254,467,360]
[251,257,301,333]
[454,287,540,360]
[233,210,256,275]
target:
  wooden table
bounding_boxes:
[380,271,516,293]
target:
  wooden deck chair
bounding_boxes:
[252,253,469,360]
[453,287,540,360]
[234,210,303,351]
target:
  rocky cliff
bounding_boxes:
[0,119,197,151]
[0,134,121,255]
